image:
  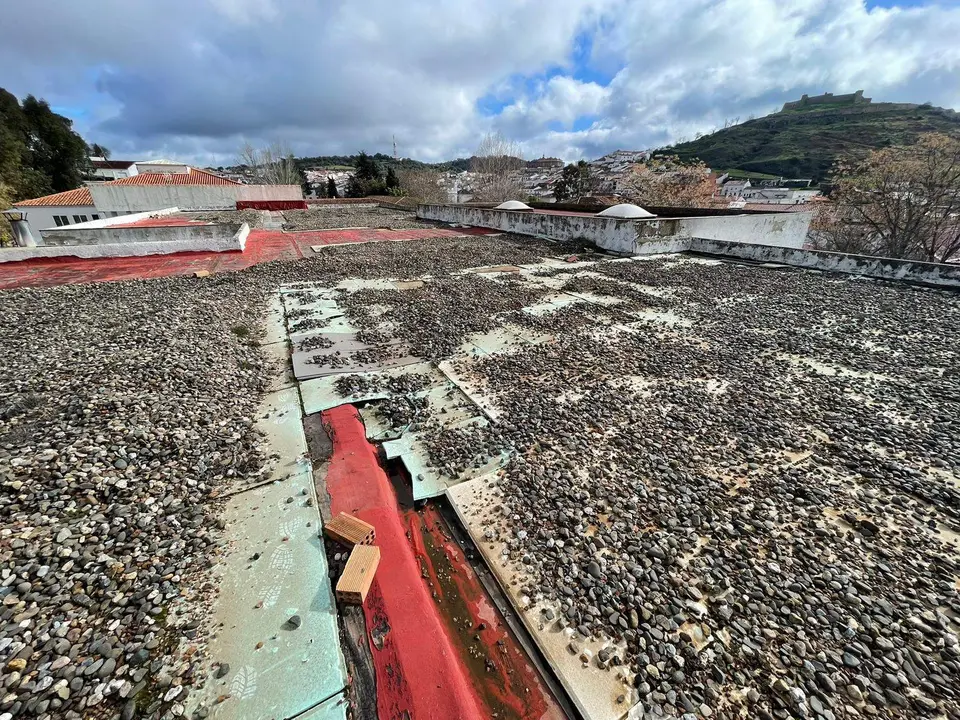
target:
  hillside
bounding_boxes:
[295,153,473,172]
[668,100,960,182]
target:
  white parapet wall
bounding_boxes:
[0,221,249,264]
[689,238,960,289]
[416,204,813,254]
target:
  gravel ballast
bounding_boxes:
[0,234,570,720]
[281,205,438,231]
[318,255,960,718]
[3,237,959,720]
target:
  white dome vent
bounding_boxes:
[597,203,656,219]
[494,200,533,211]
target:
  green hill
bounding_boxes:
[668,99,960,182]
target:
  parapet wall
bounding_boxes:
[418,204,641,253]
[689,239,960,289]
[2,222,249,263]
[417,204,813,254]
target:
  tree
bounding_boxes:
[809,202,877,256]
[327,177,338,198]
[20,96,92,193]
[347,151,387,197]
[397,168,447,204]
[0,183,13,246]
[90,143,111,159]
[0,89,91,200]
[823,133,960,263]
[554,160,594,202]
[471,133,524,202]
[385,166,399,191]
[298,165,310,197]
[238,141,300,185]
[624,155,717,208]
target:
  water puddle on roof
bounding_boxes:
[778,353,892,382]
[630,309,691,327]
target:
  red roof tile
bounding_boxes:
[105,168,241,186]
[14,187,94,207]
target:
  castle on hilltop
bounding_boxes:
[782,90,871,112]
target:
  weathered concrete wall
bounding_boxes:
[690,239,960,289]
[46,207,181,235]
[0,223,248,263]
[418,204,642,253]
[417,204,813,254]
[90,184,302,213]
[679,213,812,249]
[42,222,242,246]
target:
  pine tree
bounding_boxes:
[385,166,399,190]
[327,177,338,198]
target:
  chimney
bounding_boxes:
[2,210,37,247]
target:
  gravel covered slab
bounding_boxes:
[281,205,440,231]
[182,209,265,229]
[305,254,960,718]
[0,233,574,720]
[461,259,960,719]
[5,238,959,720]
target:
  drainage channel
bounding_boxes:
[430,494,583,720]
[304,406,579,720]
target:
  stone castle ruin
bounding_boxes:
[782,89,871,111]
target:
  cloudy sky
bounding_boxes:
[3,0,960,165]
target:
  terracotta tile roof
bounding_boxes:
[105,168,241,186]
[14,187,94,207]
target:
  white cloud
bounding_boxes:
[208,0,279,25]
[0,0,958,164]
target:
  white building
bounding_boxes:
[89,158,137,181]
[720,180,751,197]
[13,165,302,239]
[11,187,101,238]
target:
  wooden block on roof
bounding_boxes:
[336,544,380,605]
[193,270,211,278]
[324,512,375,547]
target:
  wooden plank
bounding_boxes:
[324,512,376,547]
[336,545,381,605]
[193,270,211,278]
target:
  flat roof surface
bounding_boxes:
[0,225,496,290]
[4,215,958,719]
[283,250,960,718]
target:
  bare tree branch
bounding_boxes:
[471,133,524,202]
[238,141,300,185]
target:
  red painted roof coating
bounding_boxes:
[321,405,486,720]
[105,168,241,186]
[14,187,94,207]
[0,226,498,290]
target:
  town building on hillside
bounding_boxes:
[720,180,751,197]
[526,156,563,171]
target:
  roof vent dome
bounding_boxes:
[495,200,533,211]
[597,203,656,219]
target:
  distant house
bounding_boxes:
[89,158,137,181]
[720,180,751,197]
[12,163,270,238]
[526,156,564,171]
